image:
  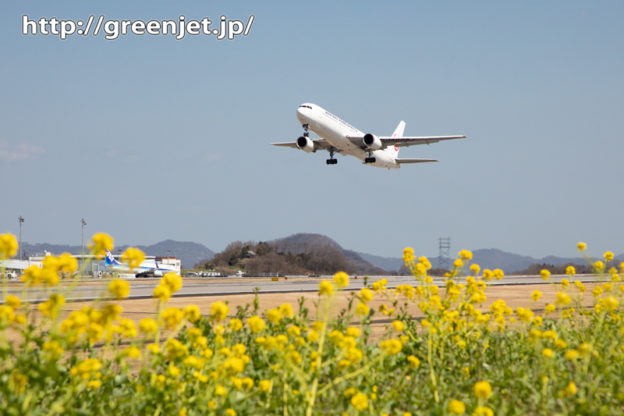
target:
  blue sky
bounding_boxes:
[1,1,623,259]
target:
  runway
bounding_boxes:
[0,274,603,303]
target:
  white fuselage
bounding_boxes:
[296,103,400,169]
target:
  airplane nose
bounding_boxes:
[296,107,308,123]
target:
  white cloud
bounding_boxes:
[0,140,45,162]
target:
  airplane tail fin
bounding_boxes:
[389,121,405,156]
[105,250,121,266]
[392,121,406,138]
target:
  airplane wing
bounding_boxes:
[347,135,466,148]
[396,158,438,164]
[272,138,335,152]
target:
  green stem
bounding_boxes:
[305,293,332,416]
[427,333,439,403]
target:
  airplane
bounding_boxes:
[272,103,466,169]
[104,250,178,277]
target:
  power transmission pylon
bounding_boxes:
[438,237,451,269]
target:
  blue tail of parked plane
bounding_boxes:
[105,250,122,267]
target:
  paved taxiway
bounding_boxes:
[1,274,602,303]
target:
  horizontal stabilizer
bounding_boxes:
[272,142,298,148]
[396,158,438,164]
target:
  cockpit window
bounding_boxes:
[298,105,313,109]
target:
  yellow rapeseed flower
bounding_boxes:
[453,258,463,269]
[121,346,141,359]
[594,260,605,272]
[43,340,64,358]
[90,233,114,259]
[5,295,21,309]
[259,379,272,392]
[531,290,542,301]
[229,318,243,331]
[247,315,266,333]
[210,301,229,322]
[0,305,15,323]
[565,349,580,361]
[333,271,349,288]
[108,279,130,300]
[473,407,493,416]
[139,318,158,334]
[153,284,171,302]
[403,247,415,265]
[38,294,65,318]
[162,273,183,293]
[0,234,18,259]
[565,381,577,396]
[215,385,227,396]
[493,269,504,280]
[380,338,403,355]
[542,348,553,358]
[346,326,361,338]
[319,280,334,296]
[577,242,586,251]
[474,380,492,400]
[279,303,294,318]
[121,247,145,271]
[459,249,473,261]
[448,399,466,415]
[482,269,493,280]
[350,392,368,411]
[184,304,201,322]
[225,409,236,416]
[355,302,370,316]
[161,307,184,330]
[604,251,614,262]
[407,355,420,368]
[267,308,281,324]
[359,288,374,302]
[540,269,550,280]
[470,264,481,276]
[556,292,571,306]
[55,253,78,276]
[392,320,405,332]
[561,278,570,288]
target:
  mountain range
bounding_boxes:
[18,234,622,273]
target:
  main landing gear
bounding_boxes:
[302,124,309,138]
[326,148,338,165]
[364,150,376,164]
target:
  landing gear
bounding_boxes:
[326,148,338,165]
[364,150,376,164]
[302,124,309,138]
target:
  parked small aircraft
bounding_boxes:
[105,250,177,277]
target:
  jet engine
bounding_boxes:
[153,270,164,277]
[363,133,382,150]
[296,136,315,153]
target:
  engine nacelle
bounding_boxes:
[296,136,315,153]
[153,270,164,277]
[363,133,382,150]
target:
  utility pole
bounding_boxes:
[81,218,87,254]
[18,216,24,260]
[438,237,451,270]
